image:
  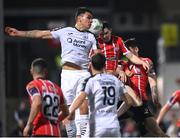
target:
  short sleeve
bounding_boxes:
[167,91,179,106]
[26,82,40,98]
[81,78,92,95]
[118,38,130,55]
[50,28,62,39]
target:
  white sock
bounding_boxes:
[65,120,76,137]
[80,115,90,137]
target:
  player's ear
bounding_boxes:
[77,15,82,23]
[135,47,139,53]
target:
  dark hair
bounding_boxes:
[102,21,112,30]
[91,53,106,70]
[31,58,47,75]
[124,38,138,49]
[75,7,93,19]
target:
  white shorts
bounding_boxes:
[91,127,121,137]
[61,69,91,105]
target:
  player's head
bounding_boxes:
[75,7,93,30]
[90,53,106,71]
[124,38,139,56]
[30,58,48,79]
[100,21,112,42]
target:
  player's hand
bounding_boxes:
[23,123,32,137]
[5,26,19,36]
[125,69,133,77]
[117,70,127,83]
[142,61,150,71]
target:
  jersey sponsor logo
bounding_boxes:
[67,37,87,48]
[97,109,115,113]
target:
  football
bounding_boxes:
[88,18,103,35]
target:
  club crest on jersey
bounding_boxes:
[83,35,88,40]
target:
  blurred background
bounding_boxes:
[1,0,180,136]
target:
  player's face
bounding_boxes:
[100,28,112,42]
[79,12,93,30]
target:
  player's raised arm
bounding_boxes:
[126,51,150,71]
[5,26,53,39]
[148,62,161,109]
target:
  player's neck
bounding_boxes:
[92,70,104,76]
[33,75,45,80]
[75,23,86,31]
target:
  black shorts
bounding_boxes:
[118,101,153,123]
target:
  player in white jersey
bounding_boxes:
[5,7,100,137]
[68,53,142,137]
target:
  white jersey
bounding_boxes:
[81,73,127,130]
[51,27,98,69]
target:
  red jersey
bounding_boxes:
[98,36,129,71]
[26,79,65,136]
[123,57,155,101]
[167,90,180,127]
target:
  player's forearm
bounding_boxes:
[69,92,86,114]
[157,105,170,124]
[149,77,159,100]
[19,30,51,39]
[69,98,84,114]
[151,85,158,98]
[126,52,143,65]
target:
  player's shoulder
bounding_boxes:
[26,80,37,90]
[53,82,62,92]
[51,26,73,32]
[173,89,180,96]
[113,35,123,41]
[84,75,94,83]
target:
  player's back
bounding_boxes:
[84,73,124,129]
[26,79,64,136]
